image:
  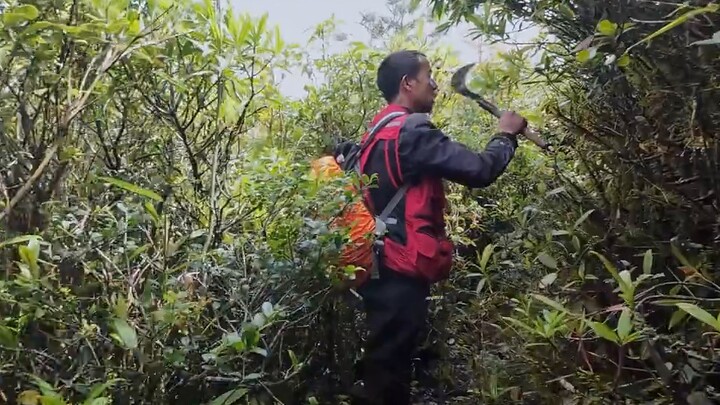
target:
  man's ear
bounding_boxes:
[400,74,412,92]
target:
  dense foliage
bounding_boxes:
[415,0,720,403]
[1,0,719,404]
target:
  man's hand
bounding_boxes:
[498,111,528,136]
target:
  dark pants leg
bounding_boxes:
[355,267,430,405]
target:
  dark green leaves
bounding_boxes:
[209,388,248,405]
[98,176,162,201]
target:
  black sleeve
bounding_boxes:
[397,113,517,188]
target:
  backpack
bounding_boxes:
[310,112,407,289]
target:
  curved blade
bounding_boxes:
[450,62,552,152]
[450,63,476,97]
[450,63,501,118]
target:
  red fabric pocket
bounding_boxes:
[413,232,453,283]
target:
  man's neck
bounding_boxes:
[387,101,414,113]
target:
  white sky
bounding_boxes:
[228,0,537,98]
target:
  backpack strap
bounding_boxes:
[356,111,408,280]
[369,183,407,279]
[349,111,406,177]
[336,111,407,281]
[373,183,408,240]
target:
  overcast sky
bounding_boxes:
[228,0,536,98]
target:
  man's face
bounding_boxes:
[406,58,438,114]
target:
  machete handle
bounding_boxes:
[467,95,552,153]
[521,126,552,152]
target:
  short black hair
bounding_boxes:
[376,50,427,102]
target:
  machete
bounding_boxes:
[451,63,552,152]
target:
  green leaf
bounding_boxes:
[127,18,140,36]
[112,318,138,349]
[627,4,720,52]
[589,321,618,343]
[576,49,590,63]
[250,347,268,356]
[577,261,586,279]
[537,251,557,270]
[2,5,40,25]
[617,54,631,67]
[18,390,41,405]
[597,19,617,36]
[572,235,581,252]
[618,270,633,289]
[669,309,687,330]
[408,0,423,12]
[0,325,17,348]
[557,4,575,18]
[479,243,495,271]
[670,242,693,269]
[257,13,268,38]
[539,272,557,289]
[530,293,570,314]
[40,396,69,405]
[209,388,248,405]
[85,399,111,405]
[475,278,486,294]
[643,249,653,275]
[576,47,597,63]
[502,316,537,335]
[144,201,160,223]
[251,313,265,328]
[82,380,121,405]
[243,372,263,381]
[224,332,246,352]
[114,296,129,320]
[18,238,41,278]
[29,376,58,398]
[288,349,299,368]
[573,209,595,230]
[617,307,633,342]
[99,176,162,201]
[589,251,625,289]
[676,303,720,332]
[0,235,42,249]
[652,298,686,306]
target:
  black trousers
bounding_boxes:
[354,266,431,405]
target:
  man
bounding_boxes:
[348,50,528,404]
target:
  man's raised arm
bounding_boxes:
[398,112,527,188]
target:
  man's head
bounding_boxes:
[377,50,438,114]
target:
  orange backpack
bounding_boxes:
[309,112,407,288]
[310,156,375,286]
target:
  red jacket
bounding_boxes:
[358,104,517,283]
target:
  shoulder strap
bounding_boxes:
[364,112,409,237]
[348,111,408,281]
[350,111,406,176]
[358,111,408,223]
[361,111,406,149]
